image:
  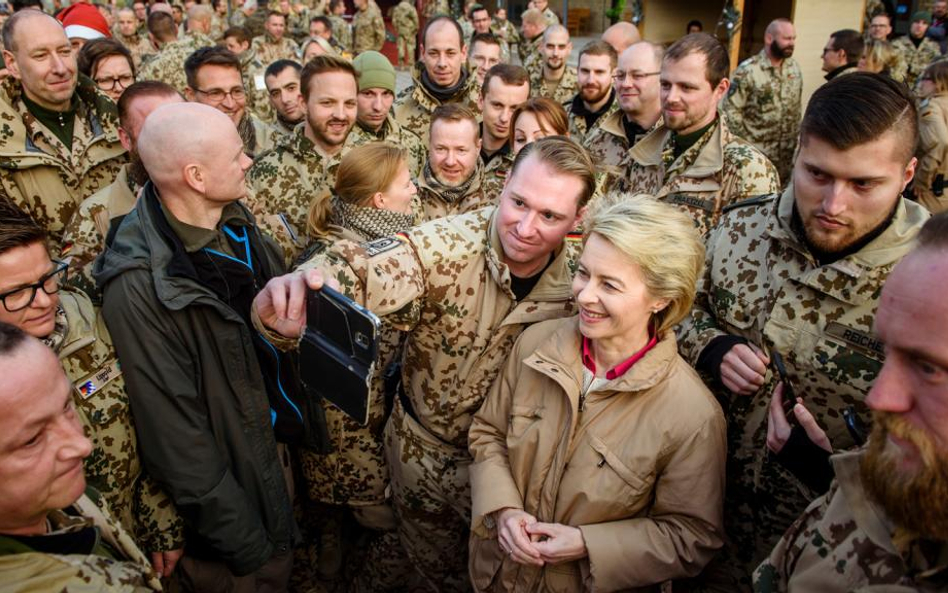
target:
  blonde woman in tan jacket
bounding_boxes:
[915,60,948,214]
[468,195,727,592]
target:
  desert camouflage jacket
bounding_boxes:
[246,125,347,254]
[55,289,184,552]
[0,76,126,252]
[138,31,215,95]
[329,14,352,51]
[754,449,948,592]
[518,32,542,74]
[609,116,779,237]
[677,188,929,569]
[392,0,419,36]
[481,148,513,202]
[352,0,386,53]
[529,65,577,104]
[0,491,162,592]
[721,50,802,185]
[347,114,427,177]
[62,164,138,300]
[893,35,941,88]
[239,47,275,123]
[413,165,490,223]
[296,206,580,448]
[114,30,155,69]
[583,109,656,179]
[566,93,617,146]
[393,64,481,138]
[250,32,300,65]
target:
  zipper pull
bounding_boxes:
[579,392,586,412]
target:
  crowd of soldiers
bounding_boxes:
[0,0,947,591]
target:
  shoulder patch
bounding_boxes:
[722,193,778,214]
[362,236,403,257]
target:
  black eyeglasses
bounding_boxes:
[194,87,247,103]
[94,74,135,91]
[0,260,68,312]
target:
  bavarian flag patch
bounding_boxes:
[75,359,122,399]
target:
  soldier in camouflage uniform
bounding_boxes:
[529,25,577,104]
[328,0,353,52]
[564,40,618,144]
[416,104,490,222]
[0,331,163,591]
[722,19,802,185]
[892,11,942,88]
[350,51,427,176]
[253,137,595,593]
[518,8,546,72]
[113,8,154,68]
[392,0,419,69]
[247,55,358,258]
[352,0,386,54]
[678,74,930,591]
[0,12,126,253]
[277,0,312,42]
[61,83,184,301]
[251,11,300,64]
[424,0,450,18]
[0,205,184,566]
[393,16,481,138]
[584,41,663,183]
[222,26,275,123]
[535,0,560,26]
[138,11,215,95]
[492,8,519,56]
[611,35,778,237]
[754,216,948,592]
[478,65,530,201]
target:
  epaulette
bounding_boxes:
[722,193,778,214]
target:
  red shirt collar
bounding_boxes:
[582,332,658,381]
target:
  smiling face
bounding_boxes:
[512,110,559,155]
[303,70,358,153]
[428,117,480,186]
[495,152,584,277]
[577,52,613,105]
[572,232,665,348]
[190,64,247,126]
[468,39,501,85]
[0,339,92,535]
[377,161,417,215]
[3,14,77,111]
[860,249,948,539]
[615,43,661,119]
[422,20,467,88]
[793,131,914,255]
[660,51,727,134]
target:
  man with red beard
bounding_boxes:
[754,211,948,591]
[678,72,930,591]
[721,18,802,185]
[565,39,618,143]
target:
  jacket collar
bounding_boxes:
[628,115,730,178]
[525,316,680,398]
[409,62,478,112]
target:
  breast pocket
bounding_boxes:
[711,286,758,333]
[812,335,883,391]
[565,434,655,521]
[506,404,543,445]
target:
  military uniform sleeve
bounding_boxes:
[724,144,781,203]
[61,203,107,301]
[372,10,386,50]
[578,401,726,590]
[101,270,275,573]
[722,64,750,140]
[297,236,426,331]
[135,473,187,552]
[468,333,531,538]
[916,102,948,190]
[677,223,729,365]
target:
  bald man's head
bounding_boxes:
[601,21,640,53]
[138,102,252,206]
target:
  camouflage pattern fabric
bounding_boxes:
[583,109,655,180]
[677,189,929,589]
[892,35,941,89]
[0,76,126,252]
[393,63,482,139]
[0,492,162,592]
[329,14,352,52]
[541,7,559,26]
[138,31,215,94]
[347,114,427,177]
[392,0,419,66]
[352,0,386,54]
[413,164,490,222]
[291,206,580,590]
[566,94,617,146]
[243,113,282,158]
[528,64,577,104]
[210,13,228,40]
[492,18,520,48]
[113,31,154,69]
[246,125,348,255]
[754,449,948,592]
[481,150,513,202]
[423,0,450,18]
[239,47,276,124]
[55,289,184,553]
[721,50,802,185]
[251,32,300,65]
[286,6,312,42]
[608,116,779,237]
[518,32,542,72]
[61,164,139,301]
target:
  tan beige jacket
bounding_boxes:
[469,317,726,592]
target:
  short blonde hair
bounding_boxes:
[307,142,407,239]
[860,39,898,75]
[582,194,704,334]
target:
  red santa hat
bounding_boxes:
[57,2,112,41]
